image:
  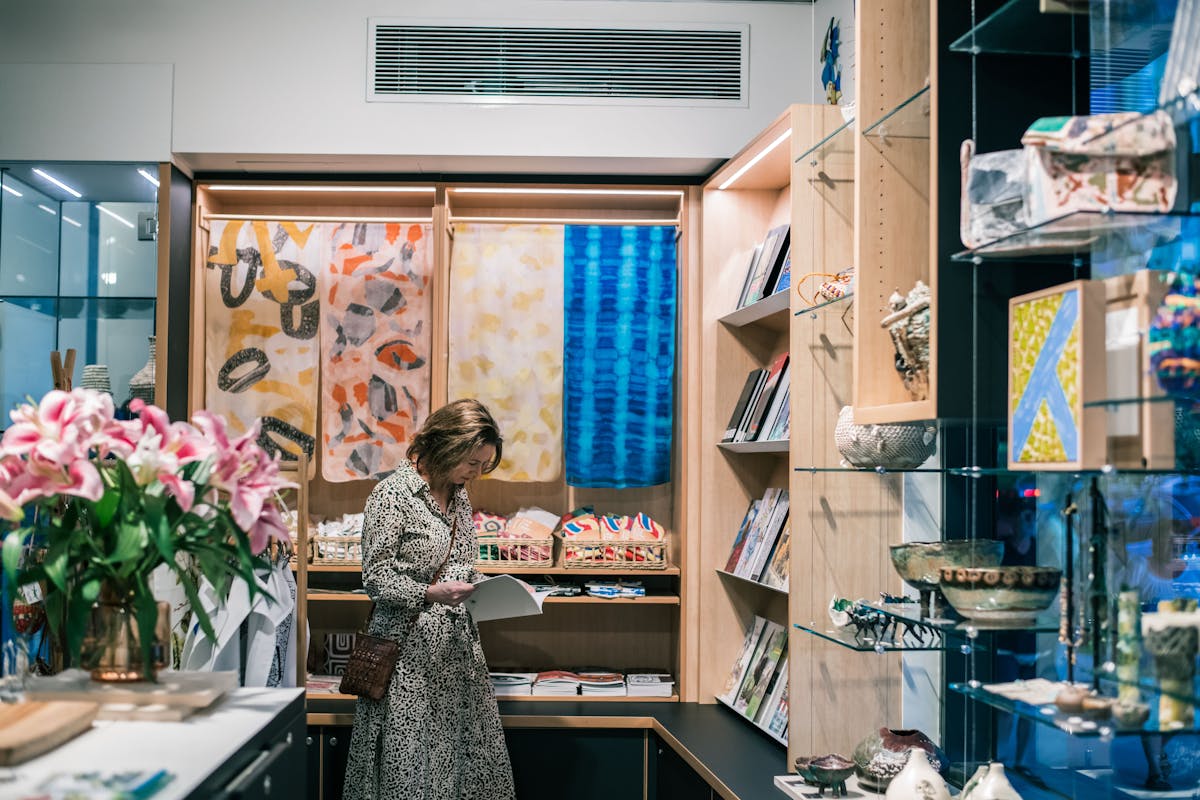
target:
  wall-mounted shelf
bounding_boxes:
[475,563,681,577]
[795,118,856,166]
[715,569,788,597]
[715,696,787,747]
[719,289,791,329]
[863,85,931,141]
[793,293,853,319]
[793,622,946,653]
[860,601,1060,637]
[717,440,789,454]
[948,0,1085,58]
[952,210,1200,264]
[949,681,1200,738]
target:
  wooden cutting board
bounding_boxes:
[26,669,238,709]
[0,701,98,766]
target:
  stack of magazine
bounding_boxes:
[719,615,789,742]
[724,489,790,591]
[627,671,675,697]
[489,672,538,696]
[735,224,792,309]
[722,352,790,444]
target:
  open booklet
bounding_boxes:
[466,574,554,622]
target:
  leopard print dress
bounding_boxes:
[343,460,515,800]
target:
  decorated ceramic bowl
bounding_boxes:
[889,540,1005,591]
[809,754,855,787]
[939,566,1061,622]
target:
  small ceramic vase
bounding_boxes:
[963,762,1023,800]
[127,335,157,405]
[884,747,949,800]
[853,728,948,792]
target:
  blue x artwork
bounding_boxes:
[1012,289,1080,462]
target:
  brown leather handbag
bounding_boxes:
[340,517,457,701]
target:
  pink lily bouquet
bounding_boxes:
[0,388,295,673]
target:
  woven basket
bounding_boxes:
[476,534,555,567]
[555,531,668,570]
[311,535,363,565]
[834,406,937,470]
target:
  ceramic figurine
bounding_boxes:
[884,747,949,800]
[852,728,948,793]
[962,762,1024,800]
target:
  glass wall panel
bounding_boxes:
[57,298,155,409]
[0,175,60,296]
[58,201,157,298]
[0,297,57,414]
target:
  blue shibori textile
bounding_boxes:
[563,225,677,487]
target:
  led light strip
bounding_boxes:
[717,129,791,191]
[451,187,683,198]
[137,168,160,188]
[97,205,135,229]
[32,168,82,198]
[206,184,435,193]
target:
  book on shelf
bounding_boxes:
[490,672,538,696]
[763,669,790,739]
[730,369,770,443]
[731,488,781,578]
[743,630,787,722]
[746,498,788,583]
[735,243,766,309]
[739,224,790,308]
[760,519,791,592]
[765,386,791,442]
[627,671,675,697]
[722,369,767,442]
[577,670,627,696]
[723,499,761,574]
[733,619,785,715]
[532,670,582,696]
[757,227,791,302]
[754,653,788,726]
[755,361,790,442]
[719,615,768,703]
[771,247,791,294]
[743,353,789,442]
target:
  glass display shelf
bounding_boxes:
[948,0,1085,58]
[862,85,930,141]
[951,210,1200,263]
[715,568,787,596]
[793,292,853,319]
[715,696,788,747]
[1097,664,1200,707]
[950,681,1200,737]
[1081,89,1200,148]
[719,288,789,329]
[717,440,789,454]
[795,117,855,165]
[796,463,1200,476]
[793,621,948,652]
[860,600,1061,637]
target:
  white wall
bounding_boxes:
[0,0,819,175]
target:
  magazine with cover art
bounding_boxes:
[761,519,791,591]
[755,654,788,725]
[724,499,761,574]
[733,619,784,714]
[743,626,787,720]
[720,615,767,703]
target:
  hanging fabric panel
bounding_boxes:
[447,223,565,482]
[563,225,677,488]
[320,222,434,482]
[204,220,322,472]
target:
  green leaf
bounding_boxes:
[42,539,70,594]
[171,565,216,643]
[65,589,93,668]
[80,578,101,604]
[108,523,148,566]
[92,487,121,528]
[1,529,31,598]
[132,576,159,677]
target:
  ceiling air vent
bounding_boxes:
[368,20,748,106]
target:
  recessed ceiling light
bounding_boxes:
[97,205,135,229]
[62,215,82,228]
[1,183,22,197]
[137,168,160,188]
[206,184,436,193]
[32,168,82,198]
[37,204,57,216]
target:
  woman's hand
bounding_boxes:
[425,580,476,607]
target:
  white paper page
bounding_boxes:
[466,574,554,622]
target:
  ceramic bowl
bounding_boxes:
[939,566,1060,622]
[808,754,856,786]
[889,541,1005,591]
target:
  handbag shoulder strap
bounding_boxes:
[362,514,459,631]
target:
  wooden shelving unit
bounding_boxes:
[189,179,694,720]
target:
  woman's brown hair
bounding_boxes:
[407,399,503,487]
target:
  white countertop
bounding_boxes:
[0,687,303,800]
